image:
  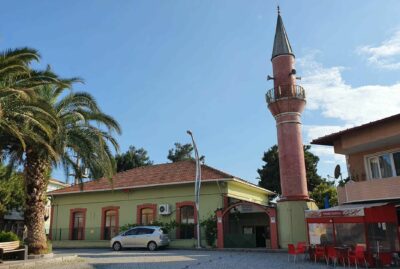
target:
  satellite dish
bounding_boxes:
[334,165,341,179]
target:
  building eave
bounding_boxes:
[48,178,234,196]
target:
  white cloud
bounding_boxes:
[298,53,400,177]
[358,30,400,69]
[298,54,400,126]
[303,125,345,144]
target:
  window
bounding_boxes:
[104,210,117,240]
[124,228,138,236]
[335,223,366,247]
[137,228,155,235]
[141,208,154,225]
[367,151,400,179]
[367,223,400,252]
[308,223,334,245]
[72,212,84,240]
[180,205,195,239]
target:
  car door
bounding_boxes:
[121,228,138,247]
[136,228,154,247]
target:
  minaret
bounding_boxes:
[266,7,317,247]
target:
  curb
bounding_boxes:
[0,255,78,269]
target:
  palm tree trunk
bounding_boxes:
[24,150,49,254]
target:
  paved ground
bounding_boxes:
[50,248,332,269]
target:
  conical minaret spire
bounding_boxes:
[271,7,294,60]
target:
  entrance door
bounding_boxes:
[255,226,266,248]
[104,210,117,240]
[72,212,84,240]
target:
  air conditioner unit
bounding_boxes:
[158,204,171,215]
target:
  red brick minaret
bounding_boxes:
[266,8,315,247]
[266,8,309,201]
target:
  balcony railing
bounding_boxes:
[265,85,306,104]
[337,176,400,204]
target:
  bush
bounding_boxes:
[119,223,138,233]
[201,215,217,247]
[0,231,19,242]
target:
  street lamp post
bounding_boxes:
[187,130,202,249]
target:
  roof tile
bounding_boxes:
[49,160,234,195]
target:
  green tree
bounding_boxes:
[3,71,121,254]
[115,146,153,172]
[310,180,338,208]
[167,142,205,163]
[257,145,323,196]
[0,48,59,152]
[0,165,25,217]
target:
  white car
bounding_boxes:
[110,226,170,251]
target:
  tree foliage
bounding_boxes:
[0,47,121,254]
[167,142,204,163]
[310,180,338,208]
[0,165,24,216]
[115,146,153,172]
[257,144,324,196]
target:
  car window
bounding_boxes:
[137,228,154,235]
[124,228,138,236]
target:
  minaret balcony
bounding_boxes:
[265,85,306,104]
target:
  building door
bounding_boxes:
[255,226,266,247]
[72,212,84,240]
[104,210,117,240]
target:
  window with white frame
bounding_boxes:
[367,151,400,179]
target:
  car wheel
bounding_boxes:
[113,241,122,251]
[147,241,157,251]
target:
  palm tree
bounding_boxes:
[0,48,120,254]
[0,48,60,152]
[22,80,121,254]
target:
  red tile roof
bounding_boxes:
[48,160,235,195]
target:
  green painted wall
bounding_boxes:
[277,200,318,248]
[51,182,226,241]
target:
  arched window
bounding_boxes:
[180,205,195,239]
[104,210,117,240]
[141,208,154,225]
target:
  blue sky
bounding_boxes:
[2,0,400,184]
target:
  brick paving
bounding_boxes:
[51,249,333,269]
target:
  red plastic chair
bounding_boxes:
[312,245,327,263]
[326,246,339,267]
[348,245,368,269]
[296,242,308,260]
[288,244,303,262]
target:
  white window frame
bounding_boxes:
[365,149,400,180]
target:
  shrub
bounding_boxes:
[0,231,19,242]
[119,223,138,233]
[201,215,217,247]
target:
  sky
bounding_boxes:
[2,0,400,184]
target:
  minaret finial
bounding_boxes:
[277,5,280,15]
